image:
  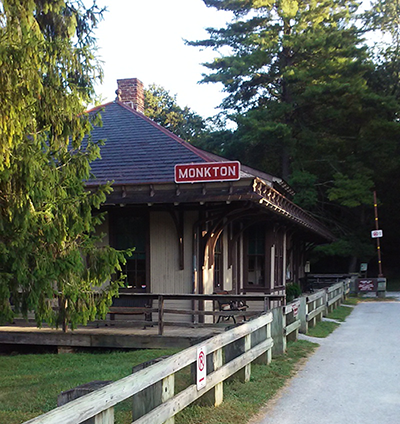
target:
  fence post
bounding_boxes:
[299,296,307,334]
[199,347,224,406]
[243,334,251,382]
[271,307,285,357]
[158,295,164,335]
[161,374,175,424]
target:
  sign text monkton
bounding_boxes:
[174,161,241,183]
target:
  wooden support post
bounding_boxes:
[162,374,175,424]
[266,321,272,365]
[199,348,224,407]
[243,334,251,382]
[271,307,285,357]
[158,295,164,336]
[94,408,114,424]
[299,296,307,334]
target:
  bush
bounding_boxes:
[286,283,302,302]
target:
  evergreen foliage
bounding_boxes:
[189,0,400,271]
[144,84,207,143]
[0,0,128,330]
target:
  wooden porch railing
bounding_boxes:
[106,293,285,335]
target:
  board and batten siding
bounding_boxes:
[150,210,197,322]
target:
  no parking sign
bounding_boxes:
[197,346,207,390]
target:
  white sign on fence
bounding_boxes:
[292,300,300,317]
[371,229,383,238]
[196,346,207,390]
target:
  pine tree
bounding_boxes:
[0,0,128,330]
[190,0,400,271]
[144,84,207,143]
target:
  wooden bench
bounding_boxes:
[108,295,153,325]
[214,291,248,324]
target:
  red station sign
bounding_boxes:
[174,161,240,183]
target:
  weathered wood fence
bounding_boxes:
[24,279,351,424]
[25,313,274,424]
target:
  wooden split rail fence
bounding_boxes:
[23,279,351,424]
[25,313,274,424]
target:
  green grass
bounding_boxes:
[0,348,178,424]
[0,341,318,424]
[343,296,359,306]
[175,340,318,424]
[326,305,354,322]
[307,303,356,338]
[307,321,340,338]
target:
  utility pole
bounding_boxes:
[373,191,383,277]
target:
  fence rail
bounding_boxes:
[23,279,351,424]
[25,313,274,424]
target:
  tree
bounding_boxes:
[144,84,207,143]
[0,0,128,330]
[190,0,400,272]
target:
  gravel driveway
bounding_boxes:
[255,296,400,424]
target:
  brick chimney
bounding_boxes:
[116,78,144,114]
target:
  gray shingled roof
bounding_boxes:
[86,101,277,186]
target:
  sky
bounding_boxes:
[93,0,233,119]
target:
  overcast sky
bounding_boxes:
[93,0,233,119]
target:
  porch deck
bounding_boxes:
[0,293,285,351]
[0,319,226,351]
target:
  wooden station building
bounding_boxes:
[87,78,333,319]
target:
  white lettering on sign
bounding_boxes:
[358,280,375,291]
[175,161,240,183]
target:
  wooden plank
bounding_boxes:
[306,304,325,322]
[161,375,174,424]
[326,282,343,293]
[284,320,301,336]
[133,338,273,424]
[306,291,325,303]
[283,304,293,314]
[108,307,156,314]
[24,314,273,424]
[161,309,263,317]
[327,293,342,307]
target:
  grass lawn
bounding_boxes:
[326,305,354,322]
[307,303,355,338]
[0,340,318,424]
[0,348,178,424]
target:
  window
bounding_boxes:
[246,227,265,287]
[112,212,147,292]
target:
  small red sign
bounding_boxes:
[292,300,300,317]
[175,161,240,183]
[358,279,375,292]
